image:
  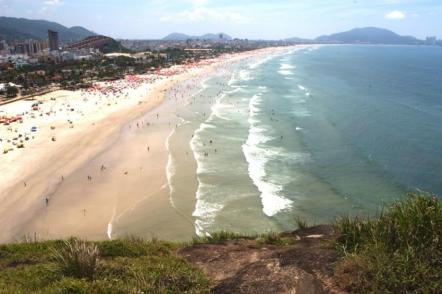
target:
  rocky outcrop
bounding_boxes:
[179,225,346,294]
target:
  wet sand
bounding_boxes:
[0,47,295,243]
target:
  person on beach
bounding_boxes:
[45,197,49,207]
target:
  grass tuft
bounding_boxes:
[52,238,100,279]
[295,217,309,230]
[256,232,297,246]
[334,193,442,293]
[191,231,253,245]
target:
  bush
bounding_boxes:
[6,85,18,98]
[295,217,308,230]
[335,193,442,293]
[52,238,100,279]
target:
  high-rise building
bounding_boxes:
[48,30,59,51]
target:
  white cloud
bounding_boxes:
[160,7,251,23]
[385,10,406,19]
[188,0,208,6]
[43,0,61,5]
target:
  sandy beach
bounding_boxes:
[0,47,295,243]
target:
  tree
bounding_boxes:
[6,85,18,98]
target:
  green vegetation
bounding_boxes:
[5,85,18,98]
[101,40,133,54]
[295,217,308,230]
[0,47,239,97]
[52,238,100,279]
[0,231,301,293]
[0,17,95,42]
[191,231,253,245]
[334,193,442,293]
[0,238,210,293]
[191,230,297,247]
[0,194,440,293]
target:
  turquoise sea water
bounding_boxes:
[172,45,442,235]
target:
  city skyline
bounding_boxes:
[0,0,441,40]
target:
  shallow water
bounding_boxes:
[168,45,442,236]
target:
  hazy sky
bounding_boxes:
[1,0,441,40]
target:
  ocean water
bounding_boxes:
[171,45,442,236]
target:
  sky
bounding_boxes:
[1,0,441,40]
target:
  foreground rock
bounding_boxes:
[179,225,346,294]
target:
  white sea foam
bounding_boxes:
[106,205,117,240]
[249,54,275,69]
[191,87,233,234]
[280,63,295,70]
[298,85,306,91]
[242,92,294,217]
[239,70,252,81]
[192,181,224,236]
[292,109,312,117]
[224,87,243,94]
[278,70,294,76]
[227,73,237,86]
[107,223,113,239]
[166,117,189,208]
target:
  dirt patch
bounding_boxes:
[178,226,346,294]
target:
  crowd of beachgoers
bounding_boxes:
[0,46,296,243]
[0,58,221,155]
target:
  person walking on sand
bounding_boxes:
[45,197,49,207]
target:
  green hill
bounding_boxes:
[316,27,423,44]
[0,17,96,42]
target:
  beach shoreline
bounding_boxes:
[0,46,297,243]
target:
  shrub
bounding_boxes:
[335,193,442,293]
[52,238,100,279]
[6,85,18,98]
[295,217,308,230]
